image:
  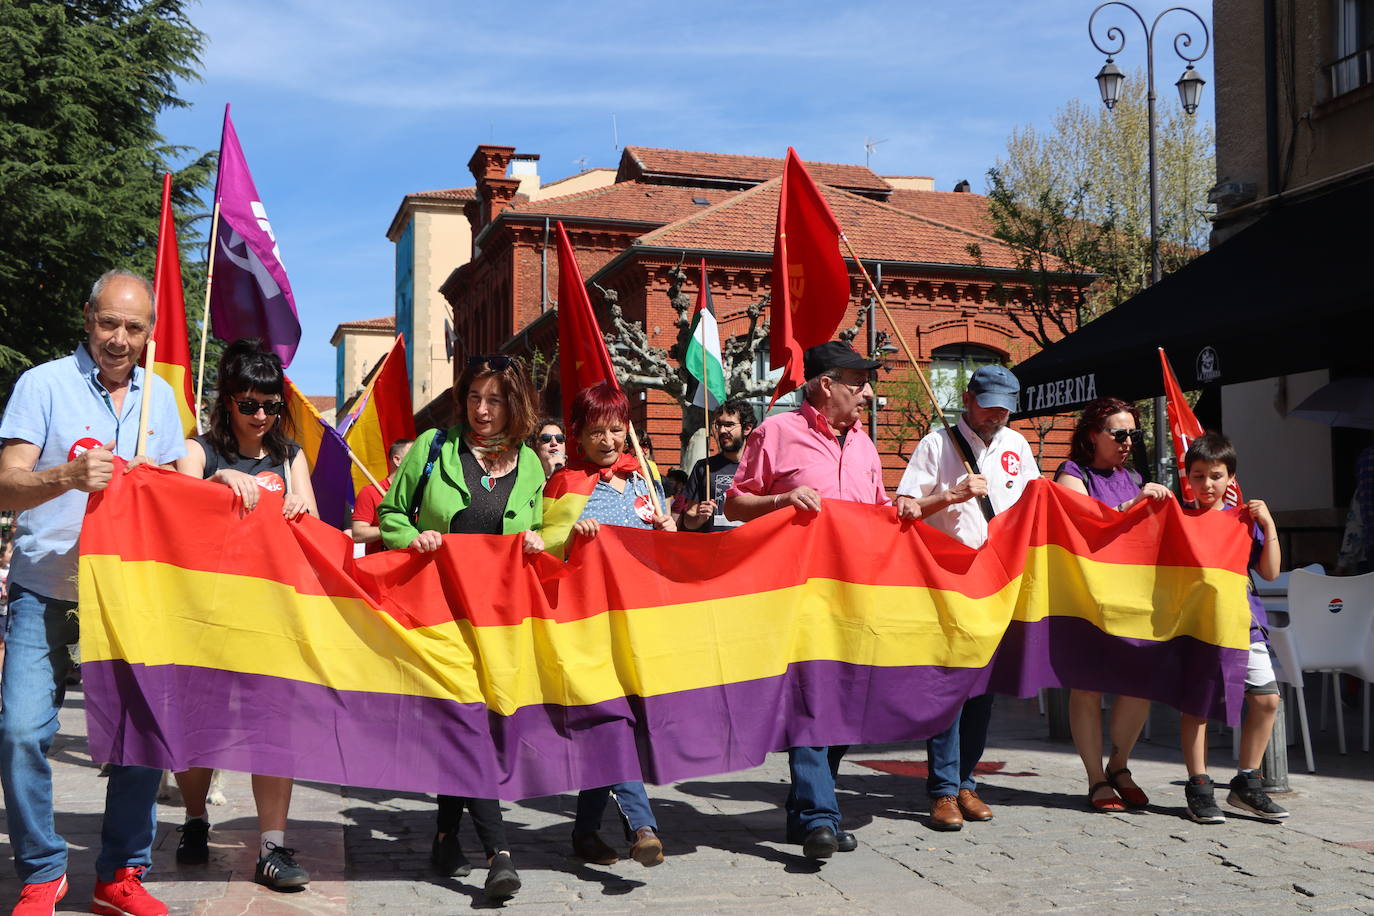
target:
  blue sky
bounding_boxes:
[158,0,1216,398]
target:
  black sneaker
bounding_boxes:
[175,818,211,864]
[431,832,472,877]
[1226,771,1289,819]
[484,852,521,900]
[255,842,311,890]
[1184,775,1226,824]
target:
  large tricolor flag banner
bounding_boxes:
[79,471,1251,801]
[147,172,197,436]
[1160,348,1240,506]
[555,221,619,424]
[769,148,852,403]
[283,377,355,529]
[343,336,416,494]
[685,258,726,410]
[209,105,302,366]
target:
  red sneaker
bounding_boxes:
[11,874,67,916]
[90,866,167,916]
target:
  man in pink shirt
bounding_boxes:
[725,341,897,860]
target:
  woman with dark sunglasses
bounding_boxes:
[377,354,546,901]
[1053,396,1173,813]
[530,417,566,478]
[171,338,317,891]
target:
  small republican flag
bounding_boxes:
[685,259,726,410]
[1160,347,1241,506]
[147,172,197,436]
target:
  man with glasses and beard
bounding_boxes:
[894,365,1039,834]
[676,398,757,532]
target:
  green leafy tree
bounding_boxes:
[0,0,216,407]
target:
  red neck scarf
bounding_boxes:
[565,452,642,482]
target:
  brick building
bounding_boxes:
[423,145,1086,485]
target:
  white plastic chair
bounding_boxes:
[1268,569,1374,771]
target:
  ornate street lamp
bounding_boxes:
[1088,2,1210,486]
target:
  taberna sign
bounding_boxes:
[1020,373,1098,413]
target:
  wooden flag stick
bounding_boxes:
[344,442,382,490]
[625,424,664,518]
[192,198,223,435]
[840,234,976,477]
[135,340,156,457]
[701,314,713,504]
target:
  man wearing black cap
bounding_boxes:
[894,364,1039,832]
[725,340,894,859]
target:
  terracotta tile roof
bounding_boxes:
[619,146,891,194]
[334,316,396,332]
[505,182,738,223]
[306,395,336,412]
[886,189,994,236]
[407,187,475,201]
[634,179,1028,270]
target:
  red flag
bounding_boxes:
[1160,348,1240,506]
[555,221,619,422]
[147,172,197,435]
[344,335,416,493]
[769,148,852,402]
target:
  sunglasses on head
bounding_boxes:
[1105,427,1144,444]
[467,354,512,370]
[538,433,565,444]
[234,397,284,416]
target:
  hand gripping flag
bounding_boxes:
[343,336,416,494]
[769,148,851,403]
[685,259,727,410]
[147,172,197,436]
[555,221,619,423]
[1160,347,1241,506]
[209,105,302,366]
[284,377,355,528]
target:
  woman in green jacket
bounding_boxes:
[377,355,545,901]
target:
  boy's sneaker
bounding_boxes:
[1227,771,1290,819]
[91,866,167,916]
[12,874,66,915]
[175,818,210,865]
[1184,775,1226,824]
[254,842,311,890]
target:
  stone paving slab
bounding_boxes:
[2,691,1371,913]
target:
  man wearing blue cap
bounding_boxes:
[894,364,1039,832]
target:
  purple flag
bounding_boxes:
[210,105,302,366]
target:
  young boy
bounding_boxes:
[1179,432,1290,823]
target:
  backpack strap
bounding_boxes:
[947,424,996,523]
[408,428,449,527]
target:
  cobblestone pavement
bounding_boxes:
[2,687,1372,914]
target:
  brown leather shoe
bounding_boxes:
[629,826,664,867]
[957,789,993,821]
[928,795,964,831]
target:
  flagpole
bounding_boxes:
[344,441,382,490]
[701,313,712,504]
[136,340,156,456]
[193,198,222,435]
[625,425,664,517]
[839,234,976,477]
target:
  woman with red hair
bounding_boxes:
[539,381,673,867]
[1053,396,1173,812]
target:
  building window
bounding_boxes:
[1331,0,1374,97]
[928,344,1003,424]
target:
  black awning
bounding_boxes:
[1012,172,1374,417]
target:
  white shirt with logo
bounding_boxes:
[896,416,1040,549]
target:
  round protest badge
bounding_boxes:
[68,437,103,462]
[633,493,655,523]
[1000,450,1021,476]
[254,471,286,494]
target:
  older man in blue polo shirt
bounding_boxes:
[0,270,185,916]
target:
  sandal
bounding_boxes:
[1088,781,1126,812]
[1106,766,1149,808]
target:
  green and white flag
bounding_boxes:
[685,258,727,409]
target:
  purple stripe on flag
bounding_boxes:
[209,105,301,366]
[311,421,355,529]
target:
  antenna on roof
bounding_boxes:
[863,137,888,168]
[612,114,620,152]
[573,156,589,172]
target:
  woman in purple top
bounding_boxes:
[1053,397,1173,812]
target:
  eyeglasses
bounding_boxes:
[1105,428,1144,444]
[234,397,284,416]
[538,433,565,444]
[467,354,512,370]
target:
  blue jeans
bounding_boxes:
[575,782,656,840]
[926,694,995,798]
[0,585,161,883]
[785,745,847,835]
